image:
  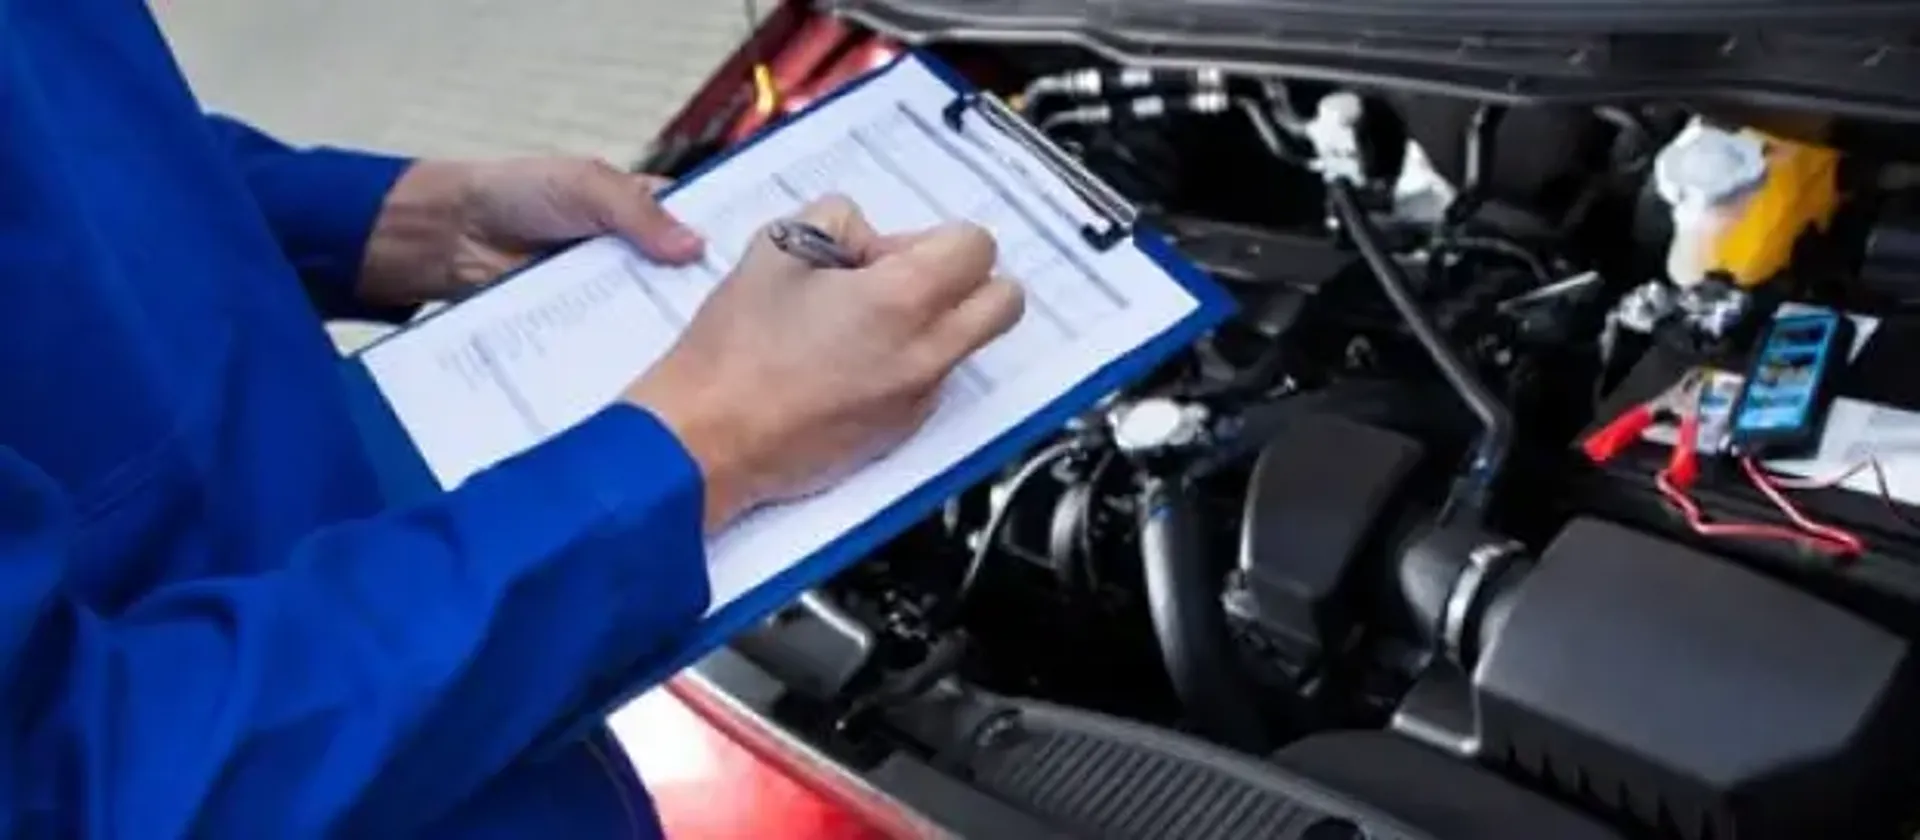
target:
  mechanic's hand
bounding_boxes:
[625,196,1025,531]
[358,158,704,305]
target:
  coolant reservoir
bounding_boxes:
[1654,122,1768,287]
[1653,120,1841,288]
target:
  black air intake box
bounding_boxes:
[1473,519,1918,839]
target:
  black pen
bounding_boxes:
[767,218,861,269]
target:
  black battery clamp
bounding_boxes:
[1727,306,1854,458]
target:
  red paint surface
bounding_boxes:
[611,691,887,840]
[726,15,859,143]
[776,38,904,116]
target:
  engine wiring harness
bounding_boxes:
[1584,367,1881,557]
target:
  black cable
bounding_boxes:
[1440,103,1506,235]
[1235,97,1311,167]
[1263,79,1308,135]
[1075,451,1119,593]
[1329,179,1514,527]
[1427,104,1510,295]
[1449,235,1554,286]
[1592,105,1658,173]
[946,440,1083,623]
[1558,105,1658,236]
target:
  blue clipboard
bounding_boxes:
[338,48,1235,727]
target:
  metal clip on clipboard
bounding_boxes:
[941,91,1139,252]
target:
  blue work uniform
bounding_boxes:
[0,1,711,836]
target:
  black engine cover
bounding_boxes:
[1225,414,1425,668]
[1472,519,1919,839]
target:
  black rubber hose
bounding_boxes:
[1137,478,1269,751]
[1449,235,1553,287]
[1440,103,1506,234]
[1329,180,1513,527]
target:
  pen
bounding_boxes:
[767,218,862,269]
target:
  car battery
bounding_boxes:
[1566,310,1920,625]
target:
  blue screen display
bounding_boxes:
[1732,313,1839,433]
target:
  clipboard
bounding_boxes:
[336,49,1235,725]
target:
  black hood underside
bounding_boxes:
[824,0,1920,122]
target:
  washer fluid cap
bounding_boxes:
[1655,122,1768,210]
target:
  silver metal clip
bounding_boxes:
[941,91,1139,251]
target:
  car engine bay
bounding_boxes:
[648,15,1920,840]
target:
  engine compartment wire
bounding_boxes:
[1656,467,1862,556]
[1740,457,1868,555]
[1630,371,1866,556]
[1763,457,1920,534]
[1330,179,1514,527]
[945,439,1086,625]
[1440,103,1506,237]
[1075,451,1120,593]
[1448,235,1555,288]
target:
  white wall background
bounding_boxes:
[153,0,752,161]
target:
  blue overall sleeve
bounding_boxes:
[201,116,411,293]
[0,405,711,837]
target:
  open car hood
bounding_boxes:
[824,0,1920,121]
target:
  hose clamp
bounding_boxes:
[1441,540,1526,668]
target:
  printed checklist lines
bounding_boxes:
[360,56,1204,618]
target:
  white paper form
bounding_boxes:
[359,56,1201,613]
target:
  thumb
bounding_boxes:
[573,162,704,263]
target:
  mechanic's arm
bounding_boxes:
[0,198,1022,837]
[201,116,409,293]
[0,404,706,837]
[202,115,702,307]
